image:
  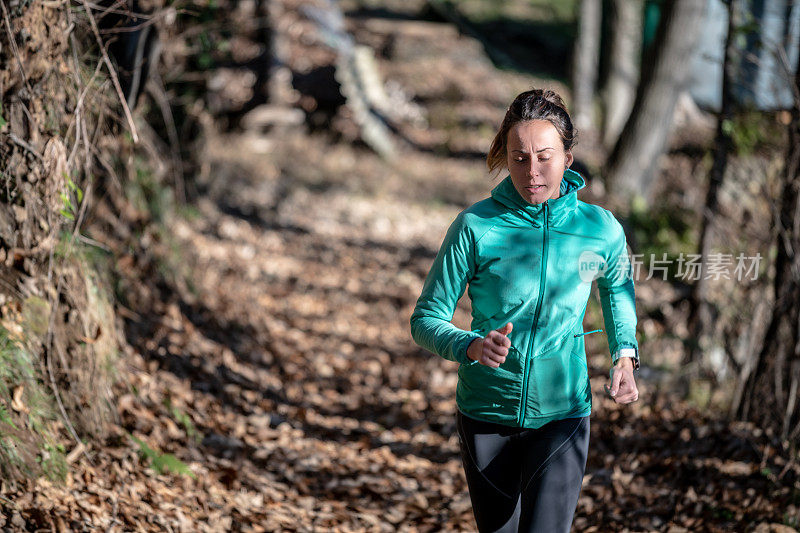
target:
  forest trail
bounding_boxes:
[3,8,796,532]
[15,127,783,532]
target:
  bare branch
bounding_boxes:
[79,0,140,144]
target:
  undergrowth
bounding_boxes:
[0,326,67,483]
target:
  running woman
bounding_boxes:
[410,88,640,533]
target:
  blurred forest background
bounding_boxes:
[1,0,800,530]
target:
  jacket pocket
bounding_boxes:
[457,343,524,418]
[468,322,525,375]
[528,327,589,417]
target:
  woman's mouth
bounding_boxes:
[526,185,546,192]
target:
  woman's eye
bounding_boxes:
[515,158,525,163]
[539,157,551,162]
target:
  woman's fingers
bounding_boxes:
[477,330,511,367]
[480,355,502,368]
[480,350,506,367]
[611,382,639,404]
[487,330,511,348]
[614,392,639,404]
[484,332,510,354]
[480,344,507,367]
[484,342,509,358]
[605,384,638,403]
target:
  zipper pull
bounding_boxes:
[574,329,603,338]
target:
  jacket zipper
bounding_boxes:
[518,201,549,426]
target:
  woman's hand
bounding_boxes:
[467,323,513,368]
[604,357,639,404]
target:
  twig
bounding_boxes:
[65,441,86,464]
[66,110,82,172]
[146,73,185,205]
[0,494,17,508]
[66,58,104,170]
[778,453,796,481]
[64,12,85,170]
[7,133,43,160]
[0,275,23,299]
[124,16,156,110]
[76,232,112,253]
[99,18,159,35]
[70,173,92,241]
[5,234,57,265]
[85,0,146,19]
[89,138,124,194]
[782,360,800,440]
[774,43,800,105]
[81,100,92,171]
[80,0,140,144]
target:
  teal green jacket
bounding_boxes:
[410,169,639,429]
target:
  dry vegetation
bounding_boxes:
[0,0,798,531]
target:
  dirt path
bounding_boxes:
[40,126,791,532]
[3,8,797,532]
[3,126,794,533]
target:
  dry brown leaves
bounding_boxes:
[1,1,798,531]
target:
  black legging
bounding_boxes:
[456,409,590,533]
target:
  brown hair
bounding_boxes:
[486,88,578,175]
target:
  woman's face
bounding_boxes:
[506,119,573,205]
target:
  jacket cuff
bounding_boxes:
[458,332,484,366]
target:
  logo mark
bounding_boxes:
[578,251,607,282]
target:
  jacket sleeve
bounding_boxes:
[410,211,483,366]
[596,216,639,366]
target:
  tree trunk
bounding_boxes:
[602,0,643,149]
[603,0,706,212]
[734,47,800,443]
[684,0,740,368]
[572,0,602,132]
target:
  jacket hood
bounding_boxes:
[490,168,586,227]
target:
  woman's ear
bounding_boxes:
[565,150,574,169]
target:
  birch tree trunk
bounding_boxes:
[684,0,741,368]
[603,0,706,211]
[602,0,643,149]
[572,0,602,132]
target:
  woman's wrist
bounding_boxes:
[614,356,634,371]
[466,338,482,361]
